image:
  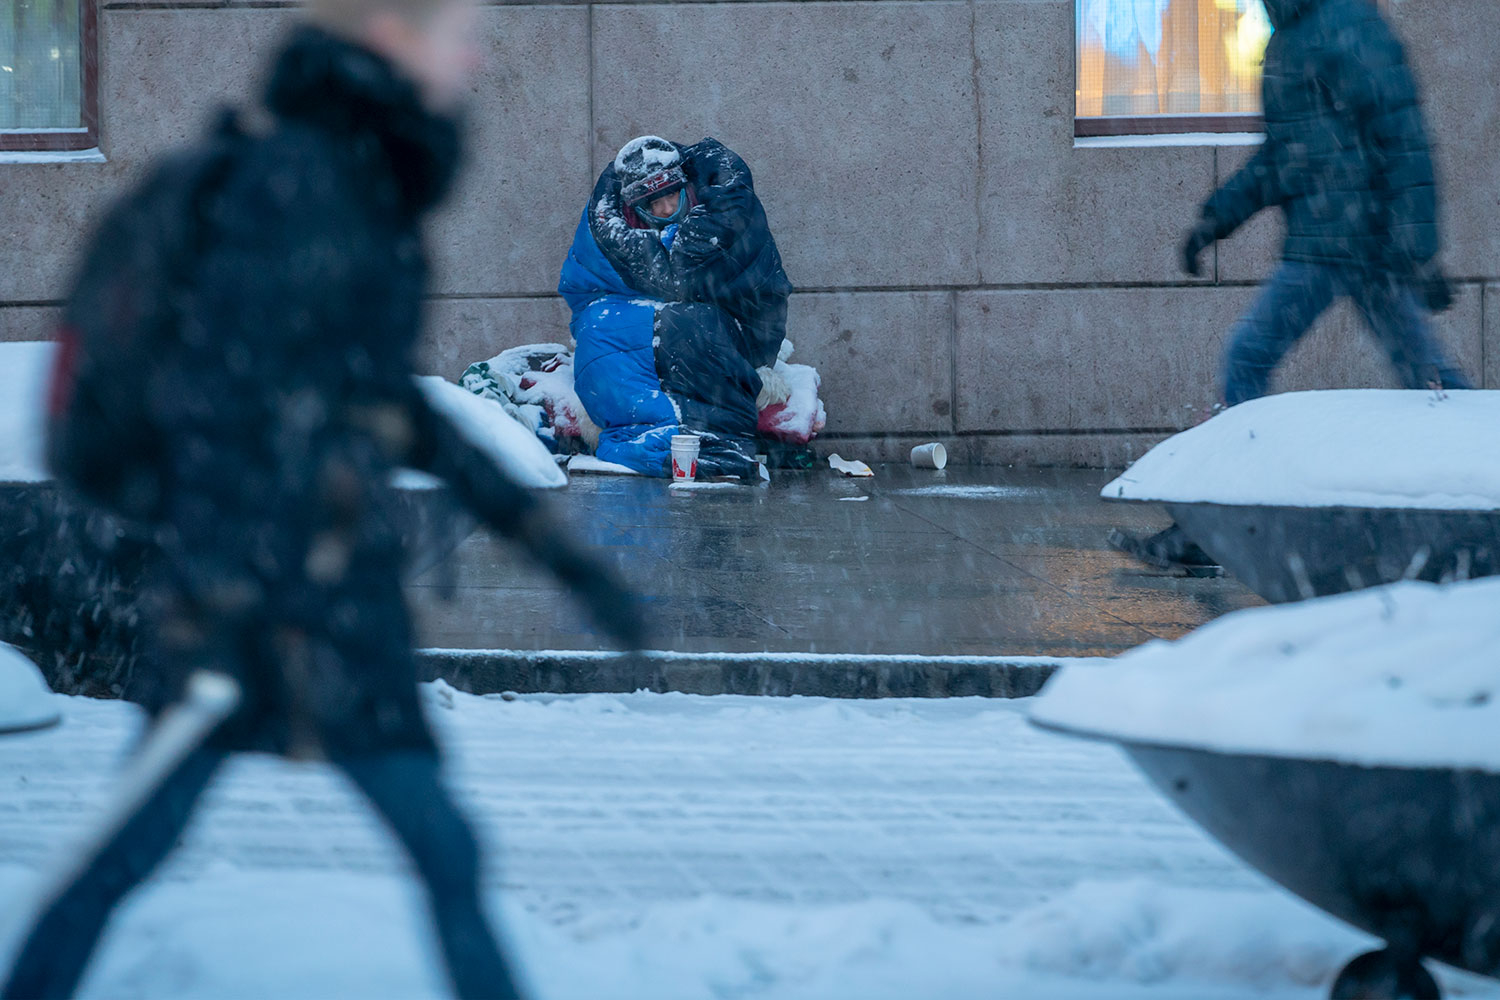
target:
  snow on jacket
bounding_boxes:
[1201,0,1439,273]
[116,28,551,756]
[558,139,793,476]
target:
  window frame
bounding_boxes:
[1075,113,1263,139]
[1073,0,1268,139]
[0,0,99,153]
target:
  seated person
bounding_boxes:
[558,135,793,477]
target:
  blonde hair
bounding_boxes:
[307,0,457,34]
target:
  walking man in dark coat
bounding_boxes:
[2,0,641,996]
[1187,0,1470,401]
[1115,0,1473,570]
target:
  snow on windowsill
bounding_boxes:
[1074,132,1264,149]
[0,148,106,164]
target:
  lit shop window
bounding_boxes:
[1076,0,1271,137]
[1,0,97,152]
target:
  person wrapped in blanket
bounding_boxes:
[558,136,793,478]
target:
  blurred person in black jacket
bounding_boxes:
[1116,0,1472,571]
[3,0,642,996]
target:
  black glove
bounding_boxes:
[1180,218,1216,277]
[515,506,649,651]
[1412,261,1455,314]
[410,402,650,651]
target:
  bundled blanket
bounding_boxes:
[460,343,601,453]
[556,138,801,477]
[461,341,825,457]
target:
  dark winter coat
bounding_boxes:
[589,138,792,369]
[117,28,541,756]
[557,139,790,475]
[1202,0,1439,273]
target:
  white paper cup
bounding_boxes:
[671,434,701,481]
[910,442,947,470]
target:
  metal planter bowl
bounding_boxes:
[1122,739,1500,998]
[1103,390,1500,604]
[0,479,474,699]
[1164,502,1500,604]
[1032,714,1500,998]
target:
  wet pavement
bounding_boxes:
[407,465,1262,658]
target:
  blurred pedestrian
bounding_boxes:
[2,0,642,996]
[1115,0,1472,571]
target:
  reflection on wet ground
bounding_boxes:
[407,465,1263,657]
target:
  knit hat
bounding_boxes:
[615,136,687,210]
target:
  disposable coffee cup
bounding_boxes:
[910,442,947,470]
[671,434,701,481]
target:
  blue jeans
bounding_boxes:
[1,750,522,1000]
[1222,261,1472,406]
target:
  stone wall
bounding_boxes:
[3,0,1496,466]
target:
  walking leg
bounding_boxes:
[1349,271,1473,390]
[1221,261,1337,406]
[337,752,524,1000]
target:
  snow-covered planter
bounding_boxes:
[1031,579,1500,995]
[1105,390,1500,602]
[0,643,59,735]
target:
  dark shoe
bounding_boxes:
[1108,524,1220,575]
[690,430,759,480]
[754,438,818,470]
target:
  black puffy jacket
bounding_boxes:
[115,28,595,755]
[1202,0,1439,273]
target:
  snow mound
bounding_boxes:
[1104,389,1500,510]
[1031,577,1500,771]
[986,879,1362,995]
[460,343,600,449]
[511,882,1365,1000]
[0,868,1379,1000]
[414,376,567,490]
[0,341,56,484]
[567,454,641,476]
[0,343,565,492]
[0,643,60,735]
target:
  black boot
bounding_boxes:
[1108,523,1219,574]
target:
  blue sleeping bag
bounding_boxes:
[558,211,678,475]
[557,138,793,477]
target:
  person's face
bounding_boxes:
[367,0,482,112]
[647,189,681,220]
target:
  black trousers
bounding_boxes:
[1,748,523,1000]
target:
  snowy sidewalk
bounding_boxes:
[5,687,1492,999]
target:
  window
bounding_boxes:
[1076,0,1270,137]
[1,0,97,152]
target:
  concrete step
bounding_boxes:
[416,648,1089,699]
